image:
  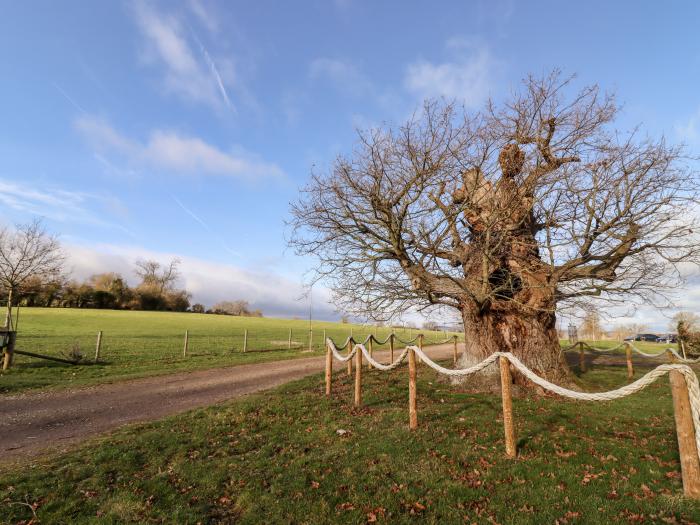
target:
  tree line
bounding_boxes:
[0,220,262,327]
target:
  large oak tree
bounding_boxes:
[290,72,700,384]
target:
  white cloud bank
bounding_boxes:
[66,243,338,320]
[75,115,284,180]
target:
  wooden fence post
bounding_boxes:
[367,336,373,370]
[347,337,353,376]
[579,341,586,372]
[354,338,362,406]
[95,331,103,363]
[309,328,313,351]
[418,333,424,365]
[288,328,292,350]
[325,341,332,397]
[2,331,16,371]
[322,329,326,348]
[453,336,458,365]
[499,356,516,458]
[668,348,677,364]
[625,343,634,379]
[183,330,189,357]
[243,329,248,353]
[390,333,394,362]
[669,369,700,498]
[408,347,418,430]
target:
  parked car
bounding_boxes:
[656,334,677,344]
[634,334,661,342]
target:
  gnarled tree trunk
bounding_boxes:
[456,301,571,391]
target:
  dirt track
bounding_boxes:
[0,344,457,463]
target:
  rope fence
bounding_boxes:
[324,336,700,499]
[562,340,700,379]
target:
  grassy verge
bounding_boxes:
[2,362,699,523]
[1,308,458,394]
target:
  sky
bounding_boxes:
[1,1,700,329]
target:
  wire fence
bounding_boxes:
[10,327,463,367]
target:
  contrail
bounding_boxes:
[171,195,241,257]
[52,82,88,114]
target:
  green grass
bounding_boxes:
[2,362,700,523]
[0,308,460,394]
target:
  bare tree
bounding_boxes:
[580,307,603,341]
[134,258,181,294]
[670,311,699,333]
[0,220,64,329]
[290,71,700,384]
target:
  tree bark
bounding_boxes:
[454,294,572,391]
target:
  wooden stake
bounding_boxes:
[669,369,700,498]
[367,337,373,370]
[669,348,677,364]
[390,333,394,362]
[418,333,424,365]
[354,338,362,406]
[95,330,103,363]
[325,343,332,396]
[499,356,516,457]
[347,337,353,376]
[625,343,633,379]
[322,329,326,348]
[288,328,292,350]
[453,336,458,365]
[408,347,417,430]
[579,341,586,372]
[183,330,189,357]
[243,329,248,353]
[309,328,313,351]
[2,331,15,371]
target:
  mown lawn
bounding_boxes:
[0,308,458,394]
[2,361,699,524]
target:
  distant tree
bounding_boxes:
[191,303,206,313]
[88,273,131,307]
[212,300,251,316]
[580,308,603,341]
[670,312,699,333]
[423,321,439,332]
[0,220,64,329]
[135,258,181,294]
[165,289,191,312]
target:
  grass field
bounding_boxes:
[0,308,460,394]
[2,360,699,523]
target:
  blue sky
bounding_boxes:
[1,1,700,326]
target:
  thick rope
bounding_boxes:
[326,339,409,370]
[409,346,700,462]
[326,338,700,461]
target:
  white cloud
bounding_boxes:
[75,115,284,180]
[65,243,338,319]
[132,2,233,111]
[404,42,495,107]
[0,179,131,233]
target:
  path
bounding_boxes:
[0,343,458,463]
